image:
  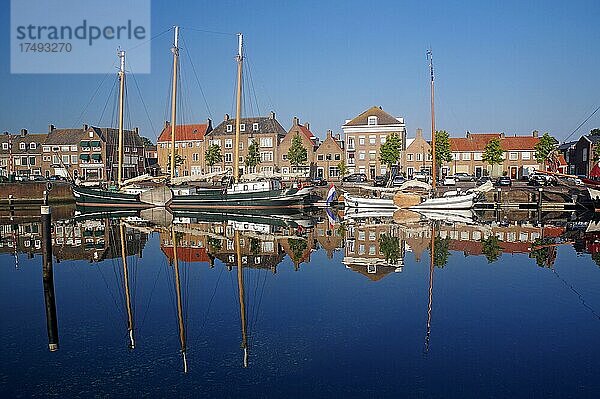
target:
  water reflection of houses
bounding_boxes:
[314,217,343,259]
[0,221,42,259]
[344,222,405,281]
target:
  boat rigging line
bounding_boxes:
[563,102,600,143]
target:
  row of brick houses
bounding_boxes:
[153,105,554,182]
[1,124,149,180]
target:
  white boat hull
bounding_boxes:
[409,192,477,210]
[344,193,397,209]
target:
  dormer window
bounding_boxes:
[20,143,26,150]
[226,124,233,132]
[30,143,37,149]
[253,123,259,131]
[368,116,378,126]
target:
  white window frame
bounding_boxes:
[367,116,378,126]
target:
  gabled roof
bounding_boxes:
[161,246,210,263]
[45,126,143,146]
[557,141,577,151]
[209,115,286,137]
[500,136,540,151]
[157,122,211,142]
[343,106,403,126]
[0,133,47,154]
[583,134,600,144]
[44,128,92,145]
[450,133,539,152]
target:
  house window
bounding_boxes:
[359,137,365,145]
[71,155,77,164]
[253,123,259,131]
[317,154,324,161]
[30,143,37,150]
[43,146,50,152]
[368,116,378,125]
[407,153,413,161]
[452,153,460,160]
[474,152,483,161]
[20,143,26,150]
[369,136,376,145]
[329,167,340,177]
[62,155,70,164]
[226,124,233,132]
[522,152,531,160]
[348,137,355,149]
[509,152,518,160]
[282,154,288,161]
[225,139,233,149]
[583,148,588,162]
[335,154,341,161]
[70,145,77,151]
[192,153,199,161]
[259,137,273,147]
[2,143,7,150]
[416,153,422,161]
[260,152,273,162]
[240,123,246,131]
[380,136,386,144]
[29,157,36,165]
[369,151,376,160]
[359,152,366,160]
[224,153,232,163]
[43,155,51,162]
[462,152,471,160]
[326,154,332,160]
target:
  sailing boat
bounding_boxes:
[167,30,312,212]
[73,50,171,209]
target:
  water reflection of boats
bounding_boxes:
[414,209,477,225]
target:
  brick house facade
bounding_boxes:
[0,130,46,178]
[157,120,212,177]
[315,130,345,181]
[279,117,318,177]
[403,128,432,178]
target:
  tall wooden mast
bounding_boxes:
[233,33,244,183]
[424,222,435,353]
[169,26,180,180]
[171,226,188,373]
[235,230,249,367]
[120,221,135,349]
[117,50,126,188]
[427,49,436,190]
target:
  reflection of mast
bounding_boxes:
[171,227,188,373]
[41,205,59,351]
[119,222,135,349]
[424,223,435,354]
[235,231,249,368]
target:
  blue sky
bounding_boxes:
[1,0,599,142]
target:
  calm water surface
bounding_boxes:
[1,210,599,398]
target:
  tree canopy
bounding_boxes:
[482,138,504,175]
[434,130,452,165]
[141,136,154,147]
[379,132,402,168]
[287,133,308,170]
[379,234,402,265]
[166,151,184,174]
[590,128,600,136]
[481,235,502,264]
[205,144,222,171]
[534,132,558,164]
[245,140,261,170]
[337,160,349,178]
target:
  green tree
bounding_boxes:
[379,132,402,169]
[207,237,222,251]
[141,136,154,148]
[379,234,402,264]
[288,238,308,264]
[287,133,308,172]
[166,151,184,174]
[434,130,452,171]
[590,128,600,136]
[481,235,502,264]
[529,237,555,268]
[205,144,222,172]
[534,132,558,164]
[482,138,504,177]
[433,235,451,268]
[245,140,261,171]
[337,160,349,179]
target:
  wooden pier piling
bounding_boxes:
[41,204,59,352]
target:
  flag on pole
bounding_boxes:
[326,184,336,205]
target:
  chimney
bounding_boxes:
[269,111,275,120]
[305,122,310,131]
[416,128,423,139]
[48,124,55,133]
[164,120,170,128]
[224,113,230,121]
[83,124,88,131]
[134,127,139,136]
[293,116,299,126]
[532,130,539,138]
[20,128,28,137]
[206,118,212,131]
[466,131,471,138]
[327,129,333,138]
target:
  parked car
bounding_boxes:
[29,175,46,181]
[476,176,491,185]
[374,175,388,187]
[342,173,368,183]
[413,172,430,182]
[311,176,328,186]
[495,176,512,187]
[392,176,406,187]
[48,175,66,181]
[454,172,475,182]
[443,176,457,186]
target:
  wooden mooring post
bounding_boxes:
[41,202,59,352]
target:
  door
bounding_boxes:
[317,167,324,178]
[369,167,376,180]
[510,167,518,179]
[475,166,482,178]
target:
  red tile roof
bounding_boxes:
[157,123,211,142]
[161,246,210,263]
[449,133,539,152]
